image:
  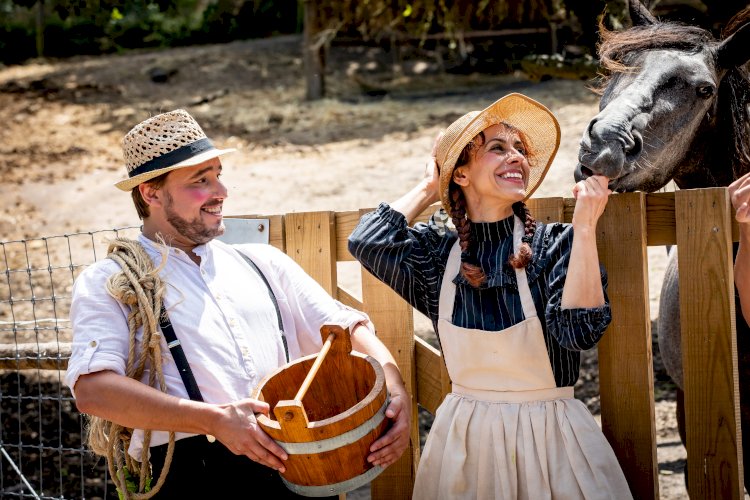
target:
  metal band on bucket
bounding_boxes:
[274,396,389,455]
[281,464,384,497]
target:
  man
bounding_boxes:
[66,109,410,498]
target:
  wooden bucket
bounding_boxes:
[251,323,390,497]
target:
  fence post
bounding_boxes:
[676,188,743,499]
[284,210,347,499]
[596,192,658,499]
[359,210,418,500]
[284,211,336,294]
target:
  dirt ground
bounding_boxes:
[0,34,698,498]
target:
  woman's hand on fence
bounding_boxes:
[214,398,288,472]
[367,391,411,468]
[571,174,611,229]
[728,171,750,224]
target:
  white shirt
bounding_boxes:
[66,234,373,457]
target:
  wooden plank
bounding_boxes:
[335,210,366,262]
[284,212,336,295]
[284,211,340,500]
[232,194,739,255]
[227,214,285,251]
[526,196,564,223]
[336,285,363,311]
[645,193,676,247]
[596,192,658,499]
[362,268,419,499]
[558,192,740,246]
[675,188,743,499]
[414,337,451,414]
[563,197,575,223]
[358,210,418,498]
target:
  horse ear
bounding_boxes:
[629,0,657,26]
[717,21,750,70]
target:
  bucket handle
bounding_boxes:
[272,324,352,430]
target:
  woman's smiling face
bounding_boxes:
[452,123,532,221]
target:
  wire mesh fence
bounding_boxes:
[1,227,140,499]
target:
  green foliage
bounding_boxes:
[8,0,736,66]
[314,0,557,43]
[0,0,301,63]
[0,22,36,64]
[116,466,151,500]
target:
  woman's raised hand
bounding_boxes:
[389,131,444,222]
[562,175,611,309]
[420,131,443,206]
[728,171,750,224]
[571,175,611,229]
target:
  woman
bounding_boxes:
[349,93,631,499]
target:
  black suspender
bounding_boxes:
[234,250,289,363]
[162,249,288,402]
[160,306,204,402]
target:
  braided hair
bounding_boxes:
[448,124,538,287]
[508,201,537,269]
[448,131,483,287]
[449,183,485,287]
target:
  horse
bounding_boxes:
[573,0,750,491]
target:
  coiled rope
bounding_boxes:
[85,237,175,499]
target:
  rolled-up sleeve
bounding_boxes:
[254,244,375,356]
[542,224,612,351]
[65,260,133,396]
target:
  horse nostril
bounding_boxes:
[586,118,599,136]
[626,131,643,161]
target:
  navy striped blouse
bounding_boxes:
[348,203,612,387]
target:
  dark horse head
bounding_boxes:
[575,0,750,192]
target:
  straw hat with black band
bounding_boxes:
[435,93,561,214]
[115,109,235,191]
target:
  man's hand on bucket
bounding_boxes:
[213,398,288,473]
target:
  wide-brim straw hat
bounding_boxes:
[436,93,561,213]
[115,109,236,191]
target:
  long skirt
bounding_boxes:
[412,393,633,500]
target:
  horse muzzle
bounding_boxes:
[576,143,628,180]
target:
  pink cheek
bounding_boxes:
[187,189,213,204]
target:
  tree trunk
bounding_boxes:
[35,0,45,58]
[303,0,325,100]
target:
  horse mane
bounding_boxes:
[595,20,713,84]
[720,7,750,179]
[594,11,750,181]
[722,7,750,38]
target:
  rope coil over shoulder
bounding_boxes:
[86,238,175,499]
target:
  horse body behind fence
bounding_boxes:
[574,0,750,493]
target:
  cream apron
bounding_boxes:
[412,217,632,500]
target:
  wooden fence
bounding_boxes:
[0,188,743,499]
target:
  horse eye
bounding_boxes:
[697,85,715,98]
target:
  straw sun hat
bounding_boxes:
[435,93,561,213]
[115,109,236,191]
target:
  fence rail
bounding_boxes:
[0,190,743,499]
